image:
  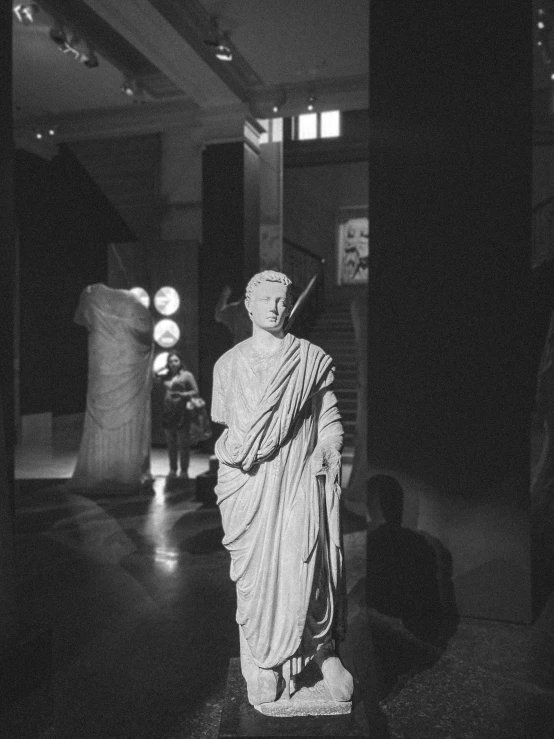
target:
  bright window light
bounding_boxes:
[320,110,341,138]
[271,118,283,143]
[298,113,318,140]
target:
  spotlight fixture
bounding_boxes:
[205,37,233,61]
[49,24,99,67]
[204,17,233,62]
[13,2,38,24]
[307,95,316,112]
[33,125,58,140]
[215,41,232,61]
[269,89,287,115]
[121,78,139,97]
[537,6,554,67]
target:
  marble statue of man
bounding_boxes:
[211,270,353,711]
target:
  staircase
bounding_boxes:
[305,303,358,450]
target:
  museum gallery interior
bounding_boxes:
[1,1,553,738]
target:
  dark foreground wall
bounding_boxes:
[368,3,532,620]
[15,145,134,417]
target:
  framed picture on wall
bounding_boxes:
[336,206,369,285]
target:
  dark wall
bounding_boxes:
[200,142,256,407]
[15,145,135,416]
[368,3,532,498]
[0,0,14,493]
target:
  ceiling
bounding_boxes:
[12,0,369,142]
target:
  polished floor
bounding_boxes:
[2,435,554,738]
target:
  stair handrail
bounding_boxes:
[283,237,325,263]
[285,269,324,334]
[282,238,326,333]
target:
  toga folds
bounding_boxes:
[70,284,154,489]
[211,333,347,670]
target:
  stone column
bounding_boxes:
[369,2,531,622]
[157,128,203,379]
[259,119,284,272]
[160,128,203,245]
[198,115,264,404]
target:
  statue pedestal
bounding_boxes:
[218,658,370,738]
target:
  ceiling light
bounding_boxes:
[268,89,287,116]
[204,18,233,62]
[121,79,138,97]
[205,37,233,62]
[13,2,38,24]
[215,42,232,61]
[49,25,99,68]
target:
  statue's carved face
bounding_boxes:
[246,280,289,334]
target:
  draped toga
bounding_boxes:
[211,333,347,670]
[70,284,154,489]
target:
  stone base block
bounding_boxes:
[255,660,351,717]
[218,658,369,738]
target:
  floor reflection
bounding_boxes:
[145,479,201,573]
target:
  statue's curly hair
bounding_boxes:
[245,270,293,307]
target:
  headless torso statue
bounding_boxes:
[211,271,353,714]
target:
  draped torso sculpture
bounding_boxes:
[70,284,154,489]
[212,271,353,715]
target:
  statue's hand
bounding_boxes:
[311,443,341,475]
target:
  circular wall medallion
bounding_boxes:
[153,351,169,374]
[154,319,180,348]
[154,286,180,316]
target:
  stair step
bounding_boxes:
[307,306,358,444]
[337,411,357,420]
[336,397,357,406]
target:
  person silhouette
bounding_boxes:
[365,474,445,644]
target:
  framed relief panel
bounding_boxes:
[336,206,369,285]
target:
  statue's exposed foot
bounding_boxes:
[314,643,354,702]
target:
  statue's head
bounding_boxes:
[245,270,293,334]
